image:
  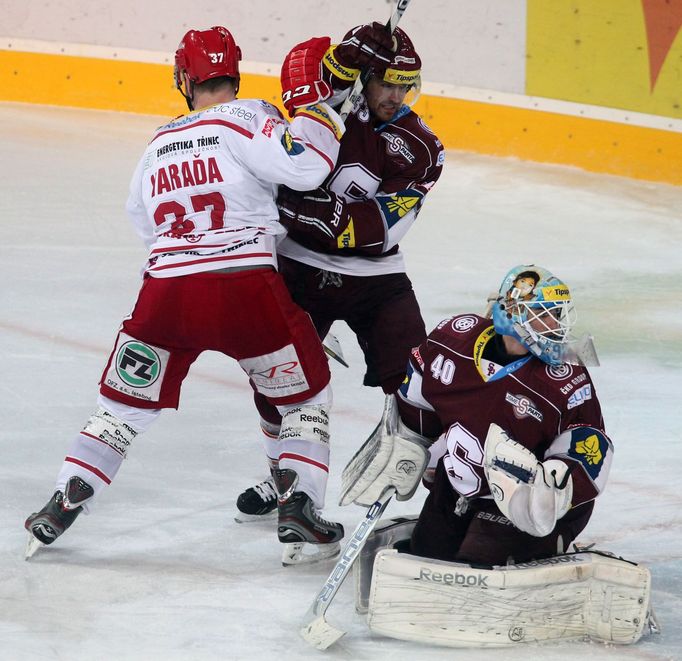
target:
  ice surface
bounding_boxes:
[1,103,681,660]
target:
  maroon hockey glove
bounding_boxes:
[281,36,333,117]
[334,22,394,71]
[277,186,350,247]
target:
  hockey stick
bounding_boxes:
[299,486,395,650]
[322,332,349,368]
[337,0,413,121]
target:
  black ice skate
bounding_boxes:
[24,476,94,559]
[273,468,344,566]
[234,476,278,523]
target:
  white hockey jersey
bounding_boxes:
[126,99,344,277]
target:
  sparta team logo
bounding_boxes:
[452,315,478,332]
[545,363,573,381]
[115,341,161,388]
[505,393,543,422]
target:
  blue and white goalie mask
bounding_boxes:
[490,265,599,367]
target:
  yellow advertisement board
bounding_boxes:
[527,0,682,119]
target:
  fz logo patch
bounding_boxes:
[104,333,169,402]
[116,341,161,388]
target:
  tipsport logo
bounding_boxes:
[115,341,161,388]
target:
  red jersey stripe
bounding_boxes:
[148,252,273,271]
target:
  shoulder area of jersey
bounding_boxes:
[389,110,441,142]
[431,314,489,336]
[200,98,283,123]
[157,99,281,132]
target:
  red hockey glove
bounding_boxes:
[277,186,351,248]
[333,22,394,71]
[281,37,333,117]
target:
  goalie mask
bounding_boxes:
[174,26,242,107]
[490,265,598,367]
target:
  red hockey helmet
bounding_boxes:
[174,26,242,101]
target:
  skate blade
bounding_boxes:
[282,541,340,567]
[25,533,45,560]
[234,510,277,524]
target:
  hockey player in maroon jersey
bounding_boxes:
[342,265,612,566]
[24,26,347,560]
[236,23,445,522]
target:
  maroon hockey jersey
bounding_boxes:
[278,100,444,275]
[398,314,613,509]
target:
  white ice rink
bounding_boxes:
[1,102,681,660]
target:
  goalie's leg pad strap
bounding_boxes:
[368,550,653,647]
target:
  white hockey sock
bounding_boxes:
[55,398,160,513]
[278,442,329,509]
[276,392,331,509]
[260,419,281,470]
[56,432,124,514]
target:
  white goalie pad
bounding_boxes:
[339,395,429,507]
[367,549,656,647]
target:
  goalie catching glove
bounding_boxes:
[340,395,430,507]
[484,423,573,537]
[281,37,333,116]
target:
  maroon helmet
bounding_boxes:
[174,26,242,103]
[379,27,421,88]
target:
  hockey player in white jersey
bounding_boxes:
[25,26,346,561]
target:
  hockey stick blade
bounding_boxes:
[338,0,413,121]
[299,488,395,650]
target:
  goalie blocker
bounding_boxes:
[366,548,658,647]
[339,395,430,507]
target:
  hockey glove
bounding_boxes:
[281,36,333,117]
[277,185,351,248]
[332,22,394,73]
[483,423,573,537]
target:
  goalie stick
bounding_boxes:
[300,487,395,650]
[337,0,413,121]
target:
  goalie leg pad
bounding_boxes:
[340,395,429,507]
[367,550,654,647]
